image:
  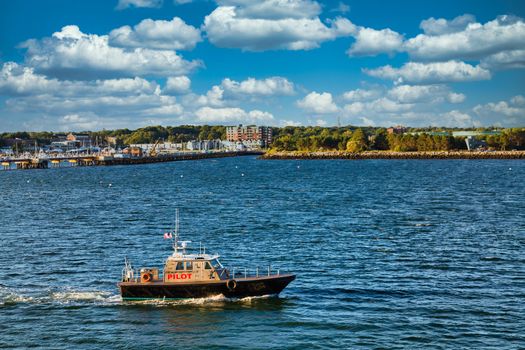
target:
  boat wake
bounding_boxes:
[0,286,120,306]
[122,293,276,306]
[1,285,278,307]
[50,290,119,304]
[0,286,35,306]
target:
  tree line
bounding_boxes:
[1,125,524,152]
[270,127,525,152]
[0,125,226,148]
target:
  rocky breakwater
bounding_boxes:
[261,150,525,160]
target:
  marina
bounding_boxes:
[0,150,264,170]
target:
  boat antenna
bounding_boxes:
[173,208,179,252]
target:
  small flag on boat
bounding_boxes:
[164,232,172,239]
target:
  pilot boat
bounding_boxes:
[118,232,295,301]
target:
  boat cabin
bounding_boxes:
[161,255,228,282]
[136,239,230,283]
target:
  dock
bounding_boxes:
[1,151,264,170]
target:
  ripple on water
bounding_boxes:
[0,158,524,349]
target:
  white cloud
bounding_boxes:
[217,0,322,20]
[511,95,525,106]
[364,60,491,84]
[387,84,465,104]
[221,76,294,96]
[297,91,338,114]
[368,98,414,113]
[342,88,382,101]
[21,25,201,79]
[387,84,442,103]
[343,101,364,115]
[280,119,302,126]
[116,0,163,10]
[0,62,160,97]
[195,106,274,123]
[347,27,404,56]
[144,103,184,115]
[419,14,476,36]
[481,49,525,70]
[195,86,225,107]
[0,62,60,95]
[60,113,101,131]
[203,5,356,51]
[447,92,466,104]
[109,17,201,50]
[405,15,525,61]
[315,119,327,126]
[440,110,476,127]
[331,2,350,14]
[174,0,192,4]
[164,76,191,94]
[474,97,525,120]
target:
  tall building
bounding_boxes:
[225,125,272,147]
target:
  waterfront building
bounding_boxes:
[50,140,82,151]
[465,136,488,151]
[186,140,222,151]
[452,130,502,137]
[225,125,272,147]
[67,133,92,148]
[387,125,407,135]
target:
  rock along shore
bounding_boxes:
[260,150,525,160]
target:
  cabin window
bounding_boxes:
[205,262,212,270]
[185,261,193,270]
[175,262,184,270]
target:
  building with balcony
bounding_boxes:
[225,125,272,147]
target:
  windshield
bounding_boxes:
[211,259,223,268]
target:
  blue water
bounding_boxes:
[1,157,524,349]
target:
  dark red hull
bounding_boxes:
[118,274,295,300]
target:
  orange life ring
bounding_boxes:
[142,273,152,282]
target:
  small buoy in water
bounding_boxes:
[297,165,300,169]
[241,173,245,177]
[509,168,512,170]
[108,183,112,187]
[27,180,30,183]
[180,175,184,178]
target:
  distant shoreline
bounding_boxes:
[260,150,525,160]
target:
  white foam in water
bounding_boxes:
[125,294,229,306]
[0,286,35,305]
[125,293,276,307]
[51,290,112,303]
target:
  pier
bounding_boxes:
[1,151,264,170]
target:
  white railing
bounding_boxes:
[122,266,283,282]
[230,266,281,279]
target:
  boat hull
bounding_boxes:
[118,274,295,300]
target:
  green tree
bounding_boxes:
[346,128,368,152]
[373,129,389,150]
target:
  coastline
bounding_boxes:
[260,150,525,160]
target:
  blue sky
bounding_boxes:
[0,0,524,131]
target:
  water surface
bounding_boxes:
[1,157,524,349]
